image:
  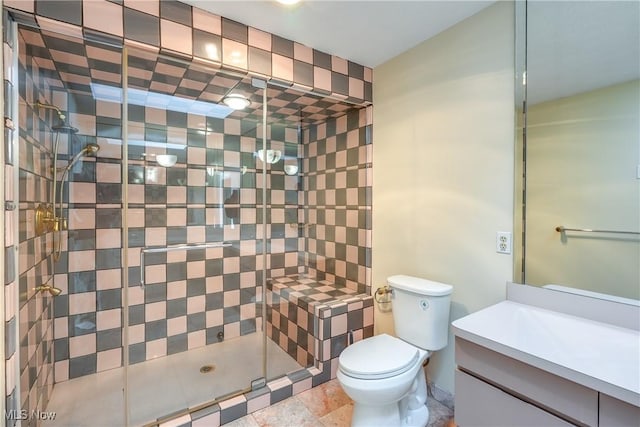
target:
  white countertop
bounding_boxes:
[452,300,640,406]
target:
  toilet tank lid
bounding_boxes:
[387,275,453,296]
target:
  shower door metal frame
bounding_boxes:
[3,14,22,426]
[260,79,268,384]
[122,44,130,427]
[0,12,6,424]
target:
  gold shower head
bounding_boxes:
[35,285,63,297]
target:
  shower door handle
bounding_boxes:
[139,242,232,287]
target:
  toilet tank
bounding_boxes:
[388,275,453,351]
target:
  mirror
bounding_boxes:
[516,1,640,301]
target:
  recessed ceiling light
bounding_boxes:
[222,94,250,110]
[276,0,301,5]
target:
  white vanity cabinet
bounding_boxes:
[452,286,640,427]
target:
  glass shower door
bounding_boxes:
[11,24,128,426]
[123,46,266,425]
[261,87,311,380]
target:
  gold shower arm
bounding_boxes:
[35,284,62,296]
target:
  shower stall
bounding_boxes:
[2,6,373,427]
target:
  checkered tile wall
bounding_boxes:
[4,3,375,421]
[4,0,373,105]
[5,20,57,424]
[303,106,373,293]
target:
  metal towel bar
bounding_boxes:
[139,242,232,287]
[555,226,640,236]
[288,223,314,229]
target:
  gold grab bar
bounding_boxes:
[139,242,232,287]
[555,226,640,236]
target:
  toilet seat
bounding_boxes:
[339,334,419,380]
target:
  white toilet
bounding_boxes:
[337,275,453,427]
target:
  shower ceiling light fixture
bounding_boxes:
[257,149,282,164]
[222,94,250,110]
[155,154,178,167]
[277,0,301,5]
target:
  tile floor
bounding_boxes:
[225,378,455,427]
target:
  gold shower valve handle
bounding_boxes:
[35,204,57,235]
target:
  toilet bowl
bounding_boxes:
[338,334,430,427]
[337,275,453,427]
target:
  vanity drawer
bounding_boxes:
[599,394,640,427]
[456,338,598,426]
[455,369,574,427]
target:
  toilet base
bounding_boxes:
[351,402,400,427]
[400,367,429,426]
[349,367,430,427]
[403,404,429,427]
[351,401,429,427]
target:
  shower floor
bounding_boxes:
[46,333,303,426]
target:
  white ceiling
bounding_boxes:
[182,0,494,68]
[182,1,639,103]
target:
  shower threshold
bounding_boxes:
[46,332,302,426]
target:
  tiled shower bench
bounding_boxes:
[266,275,375,371]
